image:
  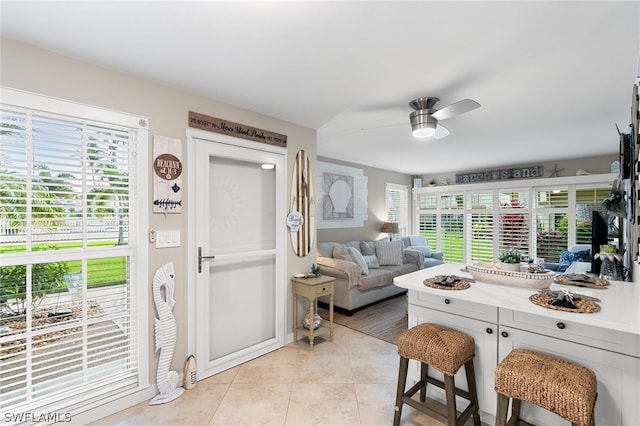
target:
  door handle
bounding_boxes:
[198,247,215,273]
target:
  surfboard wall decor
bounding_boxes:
[289,150,315,256]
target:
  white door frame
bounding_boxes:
[186,128,287,377]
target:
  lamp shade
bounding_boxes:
[381,222,399,233]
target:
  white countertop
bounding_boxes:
[394,263,640,336]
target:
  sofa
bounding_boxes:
[316,237,440,314]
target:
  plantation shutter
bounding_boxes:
[498,189,530,260]
[0,89,148,418]
[416,193,437,247]
[385,183,408,238]
[534,187,569,263]
[440,193,464,262]
[575,185,612,245]
[467,191,493,262]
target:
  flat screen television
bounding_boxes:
[591,211,609,275]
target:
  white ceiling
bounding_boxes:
[1,1,638,175]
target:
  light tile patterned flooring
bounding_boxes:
[92,324,482,425]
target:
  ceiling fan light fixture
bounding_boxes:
[410,110,437,138]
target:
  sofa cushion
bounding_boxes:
[346,246,369,275]
[408,244,432,257]
[363,254,380,269]
[374,240,403,266]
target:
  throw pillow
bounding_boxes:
[346,246,369,275]
[363,255,380,269]
[360,240,376,256]
[573,249,591,263]
[557,250,575,273]
[374,240,403,266]
[408,245,432,257]
[333,247,353,262]
[332,247,363,274]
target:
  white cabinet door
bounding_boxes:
[409,304,498,418]
[498,326,640,426]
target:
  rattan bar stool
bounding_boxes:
[394,323,481,426]
[494,348,597,426]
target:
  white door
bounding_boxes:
[191,133,286,379]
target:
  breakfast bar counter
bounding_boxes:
[394,263,640,425]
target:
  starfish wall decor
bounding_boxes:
[548,164,564,177]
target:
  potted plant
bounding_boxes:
[498,249,523,271]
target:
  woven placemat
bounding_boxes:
[529,292,600,313]
[554,274,609,288]
[424,276,471,290]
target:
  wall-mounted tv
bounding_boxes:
[591,210,609,275]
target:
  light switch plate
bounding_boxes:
[155,230,181,248]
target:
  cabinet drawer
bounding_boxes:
[315,283,333,296]
[500,308,640,358]
[410,290,498,323]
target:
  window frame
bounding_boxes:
[385,182,408,239]
[0,87,150,418]
[413,173,618,264]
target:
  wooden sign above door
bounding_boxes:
[188,111,287,148]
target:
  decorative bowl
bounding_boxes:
[466,262,555,289]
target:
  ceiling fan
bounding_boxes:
[408,97,480,139]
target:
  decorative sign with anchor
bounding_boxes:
[153,135,183,215]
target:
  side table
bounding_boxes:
[292,275,335,349]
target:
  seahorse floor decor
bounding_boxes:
[149,262,185,405]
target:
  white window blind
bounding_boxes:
[413,175,616,265]
[385,183,408,239]
[416,193,437,247]
[0,89,148,419]
[534,187,569,263]
[467,191,493,262]
[498,190,530,260]
[440,193,464,263]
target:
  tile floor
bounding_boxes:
[92,324,484,425]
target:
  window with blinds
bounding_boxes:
[414,177,616,265]
[534,187,569,263]
[498,190,530,260]
[416,193,437,246]
[467,191,493,262]
[0,89,148,418]
[440,194,464,262]
[385,183,408,239]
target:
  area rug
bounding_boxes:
[317,292,408,345]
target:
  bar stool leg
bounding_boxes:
[394,357,409,426]
[420,362,428,403]
[464,360,481,426]
[444,375,457,426]
[495,393,509,426]
[510,398,522,425]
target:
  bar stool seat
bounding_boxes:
[394,323,481,426]
[495,348,597,426]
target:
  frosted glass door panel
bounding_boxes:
[208,254,275,360]
[209,157,276,254]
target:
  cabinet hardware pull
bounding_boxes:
[556,322,566,330]
[486,328,493,334]
[444,298,451,304]
[501,331,509,338]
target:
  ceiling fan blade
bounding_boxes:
[431,99,480,121]
[360,122,404,131]
[434,124,450,139]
